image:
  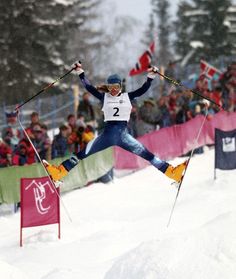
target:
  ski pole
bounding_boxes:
[15,64,79,111]
[167,106,209,227]
[152,67,223,110]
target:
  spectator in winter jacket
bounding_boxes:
[209,86,223,108]
[176,90,195,124]
[52,124,70,159]
[40,123,52,160]
[78,124,95,151]
[12,141,30,166]
[31,124,51,161]
[25,111,42,140]
[67,115,83,153]
[223,72,236,111]
[219,62,236,109]
[12,138,36,165]
[1,111,21,150]
[192,76,210,102]
[68,119,95,153]
[157,97,172,128]
[175,104,193,124]
[138,98,162,136]
[0,139,12,167]
[67,114,77,133]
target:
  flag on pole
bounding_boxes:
[200,60,222,79]
[129,41,155,76]
[20,176,60,246]
[215,128,236,171]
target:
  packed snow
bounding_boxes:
[0,147,236,279]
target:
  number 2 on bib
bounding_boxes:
[113,107,120,117]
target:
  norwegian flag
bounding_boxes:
[129,41,155,76]
[200,60,222,79]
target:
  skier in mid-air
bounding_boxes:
[44,62,187,183]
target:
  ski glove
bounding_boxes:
[147,66,159,79]
[73,61,84,75]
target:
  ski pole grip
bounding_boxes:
[148,65,159,73]
[72,60,82,69]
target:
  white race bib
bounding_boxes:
[102,93,132,121]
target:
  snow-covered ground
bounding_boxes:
[0,147,236,279]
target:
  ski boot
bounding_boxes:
[164,161,187,183]
[43,160,68,182]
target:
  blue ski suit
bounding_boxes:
[62,73,169,173]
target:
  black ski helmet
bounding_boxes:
[107,74,122,85]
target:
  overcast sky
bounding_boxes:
[107,0,236,23]
[106,0,180,23]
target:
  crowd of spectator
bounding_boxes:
[0,61,235,168]
[129,61,236,137]
[0,109,96,168]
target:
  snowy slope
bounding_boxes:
[0,148,236,279]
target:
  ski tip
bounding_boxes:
[42,159,49,167]
[183,160,188,166]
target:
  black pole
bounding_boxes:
[15,67,76,111]
[153,68,223,110]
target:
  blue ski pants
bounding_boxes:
[62,121,168,173]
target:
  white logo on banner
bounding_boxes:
[222,137,236,152]
[25,180,55,215]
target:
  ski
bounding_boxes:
[178,159,189,186]
[42,160,63,188]
[167,159,190,227]
[172,159,189,189]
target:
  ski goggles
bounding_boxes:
[107,83,121,91]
